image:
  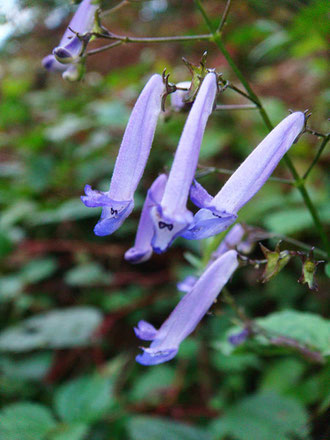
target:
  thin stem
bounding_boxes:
[303,133,330,179]
[101,0,129,17]
[215,104,257,110]
[96,31,212,44]
[217,0,232,33]
[194,0,215,32]
[194,0,330,257]
[268,233,327,259]
[87,40,123,56]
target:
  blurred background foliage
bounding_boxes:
[0,0,329,439]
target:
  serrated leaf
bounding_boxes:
[54,374,115,423]
[209,392,310,440]
[0,402,56,440]
[128,416,211,440]
[0,307,102,352]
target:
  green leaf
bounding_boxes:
[256,310,330,356]
[130,365,175,403]
[128,416,211,440]
[0,307,102,352]
[50,423,89,440]
[54,374,115,423]
[65,262,111,287]
[0,353,53,381]
[0,402,56,440]
[19,257,57,284]
[209,392,310,440]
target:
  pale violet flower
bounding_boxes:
[151,72,218,253]
[82,74,165,236]
[182,112,305,240]
[125,174,167,264]
[135,249,238,365]
[42,0,98,77]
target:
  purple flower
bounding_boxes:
[42,0,98,78]
[82,74,165,236]
[170,81,191,111]
[135,249,238,365]
[228,328,250,346]
[125,174,167,264]
[182,112,305,240]
[150,72,218,253]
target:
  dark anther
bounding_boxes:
[158,221,173,231]
[111,208,118,216]
[212,213,222,218]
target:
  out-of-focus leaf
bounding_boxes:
[0,276,24,302]
[0,353,53,381]
[0,402,56,440]
[88,101,129,128]
[45,114,92,142]
[54,373,115,423]
[29,199,96,225]
[130,365,175,403]
[260,358,305,394]
[19,257,57,284]
[209,392,309,440]
[0,307,102,352]
[128,416,212,440]
[0,200,37,229]
[65,262,111,287]
[50,424,89,440]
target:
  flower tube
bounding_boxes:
[42,0,98,75]
[135,249,238,365]
[182,112,305,240]
[82,74,165,236]
[125,174,167,264]
[170,81,191,111]
[151,72,218,253]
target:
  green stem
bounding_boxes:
[303,133,330,179]
[194,0,330,257]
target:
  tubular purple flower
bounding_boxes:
[42,0,98,75]
[81,74,165,236]
[125,174,167,264]
[135,249,238,365]
[170,81,191,111]
[182,112,305,240]
[151,72,218,253]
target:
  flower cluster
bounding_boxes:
[80,71,305,365]
[42,0,98,81]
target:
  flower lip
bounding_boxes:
[136,347,178,366]
[181,207,237,240]
[124,247,153,264]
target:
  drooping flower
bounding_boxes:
[135,249,238,365]
[42,0,98,78]
[125,174,167,264]
[170,81,191,112]
[150,72,218,253]
[182,112,305,240]
[82,74,165,236]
